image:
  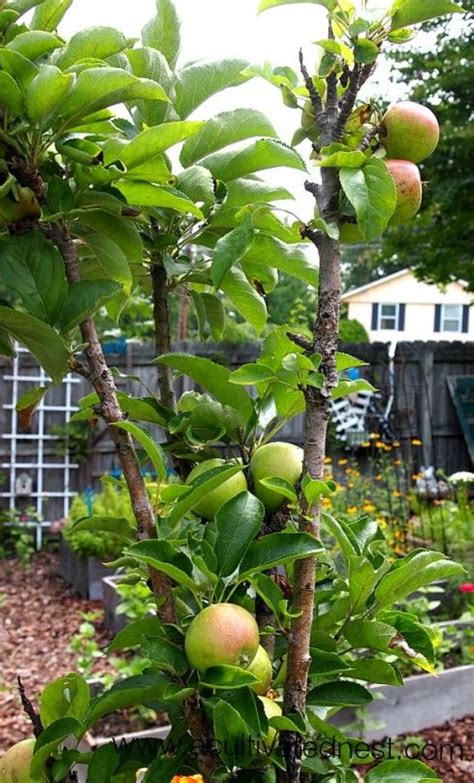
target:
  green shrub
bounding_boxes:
[63,481,135,559]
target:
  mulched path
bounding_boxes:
[0,551,113,753]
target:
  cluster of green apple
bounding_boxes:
[180,441,303,735]
[341,101,440,243]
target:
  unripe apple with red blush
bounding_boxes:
[184,603,260,672]
[0,738,36,782]
[381,101,439,163]
[386,160,422,225]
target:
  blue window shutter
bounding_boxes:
[398,303,406,331]
[434,304,441,332]
[371,303,379,330]
[462,304,469,333]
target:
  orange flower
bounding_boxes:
[171,777,204,783]
[375,441,385,449]
[411,438,422,446]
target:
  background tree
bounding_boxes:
[343,0,474,291]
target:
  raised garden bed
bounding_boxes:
[102,574,127,633]
[59,538,113,600]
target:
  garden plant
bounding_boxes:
[0,0,466,782]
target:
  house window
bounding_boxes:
[379,303,399,330]
[441,304,462,332]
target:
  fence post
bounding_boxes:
[420,345,435,467]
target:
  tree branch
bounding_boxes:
[279,171,341,783]
[151,254,177,412]
[49,224,176,624]
[333,63,361,141]
[358,124,381,151]
[17,677,42,738]
[299,49,329,143]
[326,25,339,128]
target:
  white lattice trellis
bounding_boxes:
[1,346,81,548]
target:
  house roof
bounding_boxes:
[342,268,469,302]
[342,269,410,301]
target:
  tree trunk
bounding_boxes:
[151,255,176,412]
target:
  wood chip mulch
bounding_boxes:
[0,551,113,754]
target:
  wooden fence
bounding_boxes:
[0,340,472,527]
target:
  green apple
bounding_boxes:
[185,603,260,673]
[259,696,282,748]
[250,442,304,513]
[381,101,439,163]
[186,458,247,520]
[0,739,35,782]
[386,159,422,225]
[247,645,273,695]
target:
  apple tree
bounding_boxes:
[0,0,465,782]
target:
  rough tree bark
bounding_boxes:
[151,255,177,412]
[278,41,362,782]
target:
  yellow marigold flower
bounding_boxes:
[361,441,371,447]
[338,458,348,465]
[412,473,422,481]
[393,490,402,498]
[375,474,382,481]
[393,440,401,448]
[377,518,387,529]
[393,458,401,466]
[411,438,422,446]
[348,481,354,488]
[394,545,405,555]
[171,777,204,783]
[363,503,376,512]
[322,497,332,508]
[375,441,385,449]
[324,456,332,464]
[347,505,358,514]
[394,530,404,540]
[369,432,380,439]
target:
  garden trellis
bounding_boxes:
[0,345,80,548]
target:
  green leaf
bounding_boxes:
[259,477,298,503]
[382,610,435,664]
[176,166,215,206]
[346,658,403,686]
[225,178,294,208]
[39,674,90,728]
[354,39,379,64]
[0,70,24,116]
[0,48,38,86]
[229,363,276,385]
[319,143,366,168]
[200,666,260,689]
[390,0,463,31]
[127,540,196,590]
[258,0,335,13]
[309,649,351,676]
[201,138,306,181]
[57,280,121,333]
[181,108,277,168]
[366,758,440,781]
[31,718,81,778]
[16,385,48,431]
[307,680,373,707]
[115,181,204,219]
[174,58,250,119]
[201,293,225,340]
[70,515,135,541]
[374,551,464,610]
[82,674,169,728]
[32,0,73,31]
[58,68,168,125]
[211,215,255,288]
[76,212,143,262]
[331,379,377,399]
[7,30,63,59]
[169,464,245,525]
[27,65,74,123]
[322,512,360,561]
[239,533,322,579]
[47,176,75,214]
[111,421,167,480]
[213,700,251,766]
[141,634,188,677]
[340,158,397,241]
[82,233,133,291]
[57,26,127,68]
[302,477,335,506]
[221,267,267,335]
[335,352,368,372]
[348,555,378,613]
[214,491,265,577]
[0,307,69,383]
[87,744,119,783]
[242,235,318,287]
[142,0,181,68]
[107,617,163,652]
[0,328,15,357]
[157,353,254,422]
[120,121,204,170]
[343,618,397,652]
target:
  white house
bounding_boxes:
[342,269,474,342]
